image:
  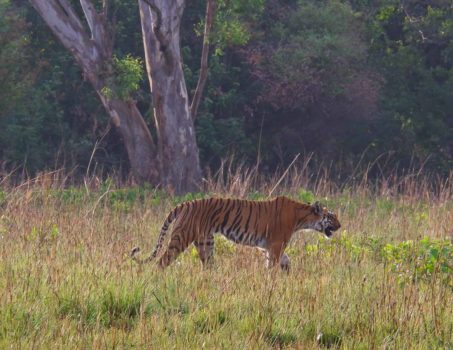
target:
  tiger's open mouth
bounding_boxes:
[324,227,334,238]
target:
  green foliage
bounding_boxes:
[192,309,227,333]
[212,0,264,51]
[187,50,254,166]
[231,0,383,168]
[48,184,163,212]
[375,198,395,215]
[113,55,143,99]
[0,2,57,170]
[1,0,452,177]
[247,191,267,200]
[304,233,371,262]
[0,214,9,237]
[301,233,452,289]
[297,188,315,203]
[50,187,86,205]
[369,0,453,171]
[107,55,144,100]
[0,0,35,115]
[106,185,159,208]
[0,185,452,347]
[0,80,66,170]
[256,0,369,107]
[172,192,205,205]
[0,190,6,207]
[196,114,252,164]
[265,327,298,347]
[382,237,453,285]
[56,283,144,328]
[27,223,60,243]
[0,1,120,174]
[1,304,45,339]
[214,235,236,255]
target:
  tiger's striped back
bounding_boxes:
[131,196,341,270]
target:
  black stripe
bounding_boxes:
[227,204,244,235]
[201,198,217,230]
[210,203,226,231]
[218,204,232,232]
[223,199,238,235]
[185,201,200,235]
[243,201,253,233]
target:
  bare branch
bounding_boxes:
[401,2,432,43]
[190,0,215,120]
[29,0,100,67]
[79,0,98,37]
[58,0,86,32]
[79,0,112,56]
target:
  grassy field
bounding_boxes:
[0,171,452,349]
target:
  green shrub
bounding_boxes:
[382,237,452,285]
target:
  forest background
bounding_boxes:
[1,1,452,347]
[1,0,452,185]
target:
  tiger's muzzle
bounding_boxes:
[324,223,340,238]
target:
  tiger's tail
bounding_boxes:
[130,204,183,264]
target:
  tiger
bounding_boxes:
[130,196,341,270]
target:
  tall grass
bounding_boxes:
[0,166,451,349]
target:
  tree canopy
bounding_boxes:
[1,0,451,179]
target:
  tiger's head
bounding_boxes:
[296,201,341,238]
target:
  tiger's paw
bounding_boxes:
[130,246,140,257]
[280,254,291,272]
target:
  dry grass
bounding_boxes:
[0,168,452,349]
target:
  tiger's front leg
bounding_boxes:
[279,253,290,271]
[265,250,291,272]
[194,233,215,267]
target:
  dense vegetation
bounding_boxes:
[0,0,451,178]
[1,1,451,347]
[0,171,451,348]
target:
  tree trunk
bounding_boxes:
[97,95,159,183]
[29,0,159,184]
[139,0,201,193]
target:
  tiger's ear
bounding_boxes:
[313,201,322,215]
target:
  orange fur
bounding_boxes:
[131,196,341,270]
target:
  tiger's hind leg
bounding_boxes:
[194,233,215,266]
[157,227,194,269]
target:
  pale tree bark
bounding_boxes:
[139,0,202,193]
[31,0,215,193]
[29,0,159,184]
